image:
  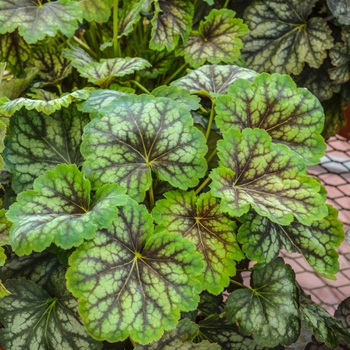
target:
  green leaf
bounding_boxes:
[152,85,200,111]
[0,31,31,75]
[0,67,38,100]
[76,57,151,87]
[321,87,349,140]
[0,89,90,116]
[3,104,90,193]
[0,281,10,298]
[198,290,222,316]
[138,49,175,79]
[78,0,113,22]
[63,45,94,70]
[0,271,102,349]
[300,292,350,348]
[0,119,6,170]
[0,0,83,44]
[119,0,153,38]
[7,164,128,255]
[292,60,341,102]
[134,318,200,350]
[66,199,204,344]
[210,128,327,225]
[238,205,344,279]
[329,27,350,84]
[28,39,72,85]
[0,252,60,287]
[215,73,326,165]
[150,0,194,51]
[179,9,248,68]
[197,314,284,350]
[327,0,350,25]
[242,0,333,74]
[225,258,300,347]
[335,297,350,332]
[152,191,244,294]
[77,89,128,117]
[82,95,207,201]
[171,64,258,97]
[0,209,11,266]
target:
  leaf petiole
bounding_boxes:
[113,0,121,57]
[130,80,151,94]
[230,279,252,290]
[163,62,188,85]
[148,185,155,210]
[195,176,211,195]
[205,98,216,141]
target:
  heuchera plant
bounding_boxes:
[0,0,350,349]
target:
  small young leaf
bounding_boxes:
[0,0,83,44]
[3,104,90,193]
[197,314,284,350]
[210,128,327,225]
[0,89,90,116]
[179,9,249,68]
[152,85,200,111]
[171,64,258,97]
[150,0,194,51]
[300,293,350,348]
[66,199,204,344]
[215,73,326,165]
[152,190,244,294]
[82,95,207,201]
[329,27,350,84]
[7,164,128,255]
[76,57,151,87]
[78,0,113,23]
[242,0,333,74]
[0,271,102,349]
[225,258,300,347]
[238,205,344,279]
[119,0,152,38]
